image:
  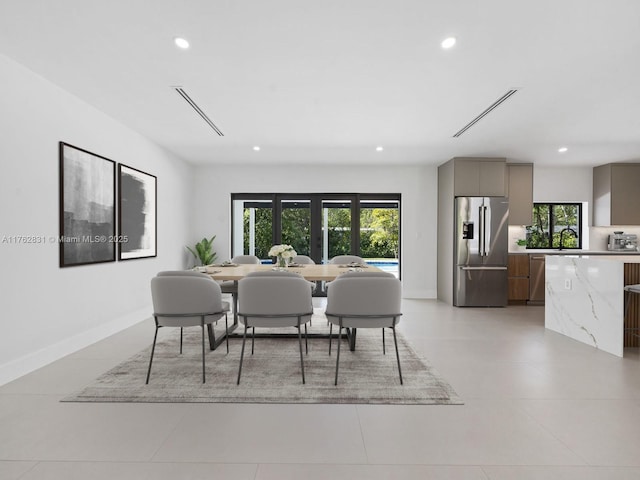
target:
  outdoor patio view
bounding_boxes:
[231,195,400,277]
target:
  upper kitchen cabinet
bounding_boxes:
[593,163,640,226]
[449,157,507,196]
[507,163,533,225]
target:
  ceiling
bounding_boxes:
[1,0,640,167]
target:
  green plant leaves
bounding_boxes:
[186,235,218,266]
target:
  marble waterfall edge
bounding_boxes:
[545,255,624,357]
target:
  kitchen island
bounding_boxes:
[545,255,640,357]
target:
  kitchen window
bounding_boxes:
[526,203,582,249]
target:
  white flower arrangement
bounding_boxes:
[268,244,297,259]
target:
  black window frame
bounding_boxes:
[230,192,401,273]
[526,202,583,250]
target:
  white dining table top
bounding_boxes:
[204,263,379,281]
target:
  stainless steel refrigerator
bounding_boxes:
[453,197,509,307]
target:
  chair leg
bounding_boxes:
[392,325,403,385]
[224,314,229,354]
[382,328,386,355]
[334,319,343,385]
[237,324,248,385]
[304,323,308,354]
[180,327,183,354]
[329,323,333,355]
[251,327,255,355]
[233,292,239,323]
[624,288,630,322]
[297,318,306,384]
[146,326,159,384]
[207,323,216,351]
[201,321,206,384]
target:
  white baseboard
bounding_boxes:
[0,307,150,386]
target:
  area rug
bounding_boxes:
[63,313,462,405]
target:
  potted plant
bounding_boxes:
[187,235,218,267]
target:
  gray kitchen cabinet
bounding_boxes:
[507,163,533,225]
[452,157,507,196]
[593,163,640,226]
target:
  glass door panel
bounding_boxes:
[280,200,311,257]
[321,200,352,264]
[359,200,400,277]
[232,193,401,278]
[232,199,273,261]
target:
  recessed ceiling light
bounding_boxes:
[558,147,568,153]
[253,146,261,151]
[441,37,456,49]
[174,37,190,49]
[376,146,384,152]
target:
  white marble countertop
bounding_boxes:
[552,254,640,263]
[508,249,640,255]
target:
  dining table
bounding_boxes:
[203,262,381,351]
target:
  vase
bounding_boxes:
[276,255,288,269]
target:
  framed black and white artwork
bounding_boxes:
[59,142,116,267]
[118,164,157,260]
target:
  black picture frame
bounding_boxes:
[59,142,116,267]
[118,164,157,260]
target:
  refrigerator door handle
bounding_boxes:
[482,205,487,256]
[478,205,485,256]
[478,205,488,256]
[460,266,508,271]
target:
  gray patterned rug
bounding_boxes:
[63,314,462,405]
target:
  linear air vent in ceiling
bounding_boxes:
[452,89,518,138]
[173,87,224,136]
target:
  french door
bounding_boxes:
[231,193,400,272]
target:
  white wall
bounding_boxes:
[192,164,438,299]
[0,54,194,385]
[533,166,593,204]
[531,165,640,250]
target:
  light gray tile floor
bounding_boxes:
[1,299,640,479]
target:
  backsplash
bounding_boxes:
[589,226,640,251]
[508,225,527,251]
[508,225,640,251]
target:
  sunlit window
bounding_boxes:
[526,203,582,249]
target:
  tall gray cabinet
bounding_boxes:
[507,163,533,226]
[437,157,507,305]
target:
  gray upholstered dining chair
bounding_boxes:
[244,269,316,291]
[325,272,403,385]
[293,255,315,264]
[157,270,211,277]
[156,270,230,351]
[236,272,313,384]
[291,255,319,295]
[244,269,316,324]
[148,272,229,384]
[624,283,640,340]
[329,255,366,265]
[230,254,262,264]
[219,254,261,320]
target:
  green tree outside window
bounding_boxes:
[527,203,581,249]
